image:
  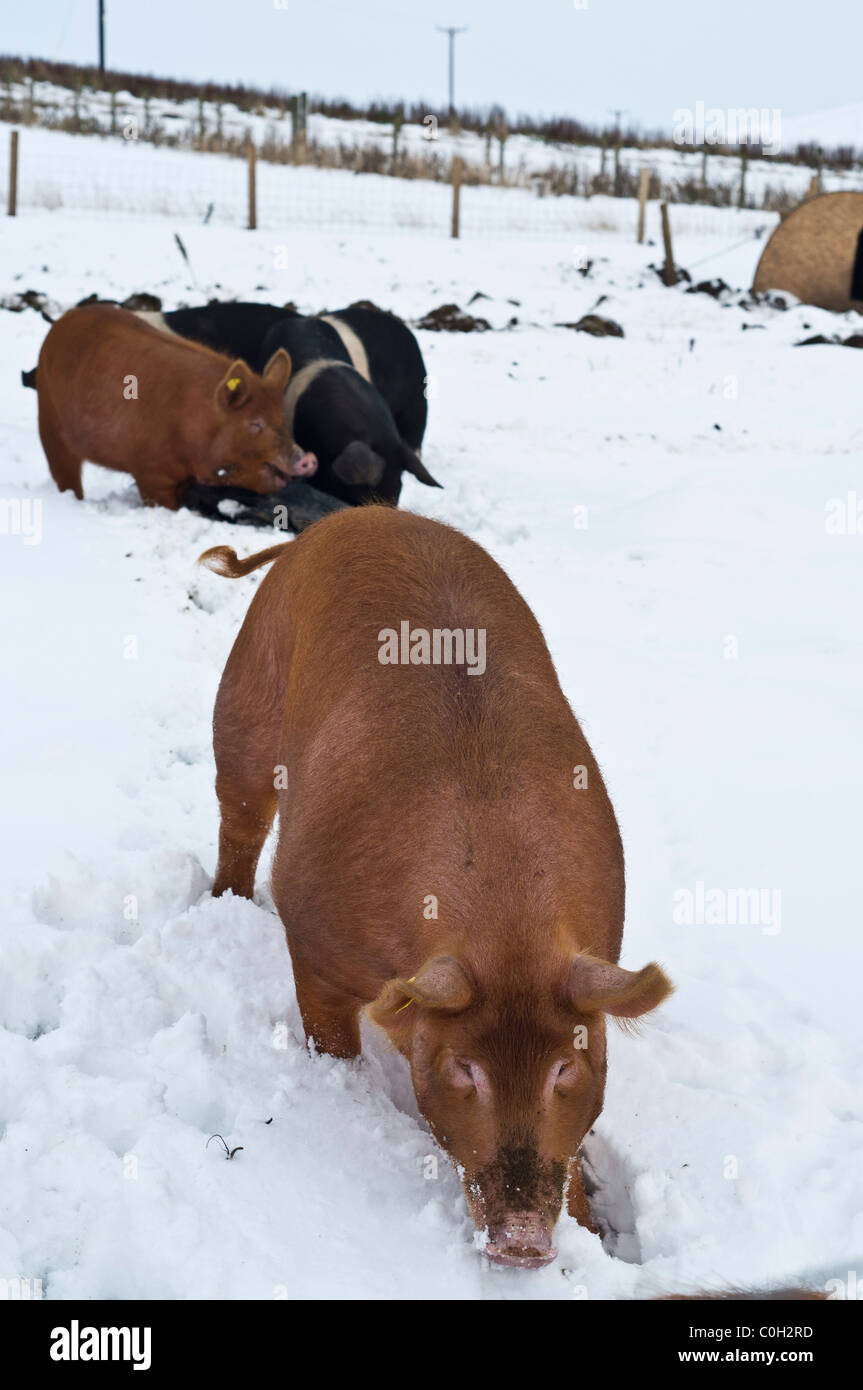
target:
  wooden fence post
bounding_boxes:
[291,92,308,162]
[299,91,307,160]
[451,155,463,238]
[738,147,748,209]
[808,147,823,198]
[660,201,676,285]
[391,105,403,172]
[7,128,18,217]
[247,141,257,230]
[636,165,649,243]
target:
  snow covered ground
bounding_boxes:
[1,194,862,1301]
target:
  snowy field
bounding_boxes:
[3,84,861,230]
[1,191,862,1301]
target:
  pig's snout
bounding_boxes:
[259,445,318,492]
[288,444,318,477]
[484,1213,557,1269]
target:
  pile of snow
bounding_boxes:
[0,199,861,1299]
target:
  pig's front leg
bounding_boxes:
[566,1155,599,1233]
[136,476,183,510]
[292,958,362,1061]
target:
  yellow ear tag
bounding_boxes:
[227,377,241,391]
[395,977,418,1014]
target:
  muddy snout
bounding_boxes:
[484,1212,557,1268]
[471,1145,564,1268]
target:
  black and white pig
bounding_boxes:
[161,300,436,504]
[306,304,428,454]
[255,310,438,504]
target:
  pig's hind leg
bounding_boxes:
[38,399,83,499]
[211,642,282,899]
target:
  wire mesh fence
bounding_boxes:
[1,125,786,248]
[0,126,607,238]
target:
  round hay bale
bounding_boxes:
[752,191,863,313]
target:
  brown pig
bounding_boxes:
[199,507,672,1268]
[36,304,318,509]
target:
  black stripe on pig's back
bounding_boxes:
[165,302,290,367]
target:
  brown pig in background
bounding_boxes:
[36,304,317,509]
[199,507,672,1268]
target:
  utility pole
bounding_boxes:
[98,0,106,72]
[608,108,627,198]
[436,25,467,117]
[608,108,628,149]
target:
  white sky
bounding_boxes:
[3,0,858,133]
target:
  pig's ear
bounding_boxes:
[400,442,442,489]
[332,441,386,487]
[369,955,473,1030]
[262,346,292,393]
[216,360,253,411]
[568,955,672,1019]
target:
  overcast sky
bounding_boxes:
[3,0,857,133]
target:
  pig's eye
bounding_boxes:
[552,1059,583,1096]
[444,1057,478,1094]
[247,419,264,435]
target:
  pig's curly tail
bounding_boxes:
[197,542,291,578]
